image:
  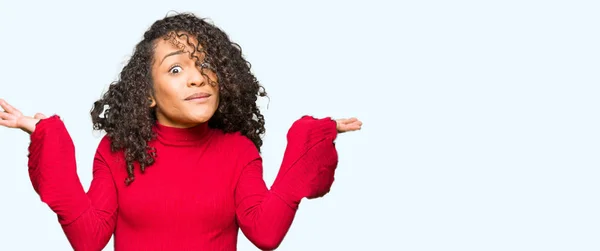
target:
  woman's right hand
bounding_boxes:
[0,99,47,134]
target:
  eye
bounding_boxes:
[169,65,183,74]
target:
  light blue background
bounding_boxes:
[0,0,598,250]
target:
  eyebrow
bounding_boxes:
[159,50,186,65]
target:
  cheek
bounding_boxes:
[212,96,220,112]
[212,87,220,108]
[154,80,181,106]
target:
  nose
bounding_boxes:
[187,66,207,87]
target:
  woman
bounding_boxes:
[0,13,361,251]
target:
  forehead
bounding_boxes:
[154,31,203,58]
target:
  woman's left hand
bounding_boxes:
[335,117,362,133]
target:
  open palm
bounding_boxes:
[0,99,47,134]
[335,117,362,133]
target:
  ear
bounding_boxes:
[149,97,156,107]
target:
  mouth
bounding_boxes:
[185,92,212,101]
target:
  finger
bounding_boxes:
[0,115,17,128]
[340,119,361,127]
[336,118,355,126]
[352,120,363,128]
[0,111,15,121]
[345,124,361,131]
[342,121,362,132]
[34,113,47,119]
[0,120,12,127]
[0,99,22,116]
[343,118,359,125]
[341,117,357,122]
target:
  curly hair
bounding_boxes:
[90,13,267,185]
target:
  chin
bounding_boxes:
[188,112,215,124]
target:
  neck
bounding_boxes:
[153,121,212,146]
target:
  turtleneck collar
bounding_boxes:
[153,122,212,146]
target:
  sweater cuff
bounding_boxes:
[30,115,62,142]
[295,115,338,142]
[28,115,61,160]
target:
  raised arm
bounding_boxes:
[28,115,118,251]
[234,116,358,250]
[0,99,118,251]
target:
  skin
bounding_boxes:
[151,32,220,128]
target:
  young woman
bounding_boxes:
[0,13,362,251]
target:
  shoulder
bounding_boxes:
[211,129,257,151]
[96,134,112,153]
[94,134,123,161]
[211,129,261,164]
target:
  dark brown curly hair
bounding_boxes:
[90,13,267,185]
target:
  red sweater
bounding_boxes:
[27,115,339,251]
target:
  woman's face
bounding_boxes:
[150,32,219,128]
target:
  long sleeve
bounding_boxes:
[234,116,339,250]
[28,115,118,251]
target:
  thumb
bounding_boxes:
[34,113,47,119]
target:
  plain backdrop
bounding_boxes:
[0,0,599,250]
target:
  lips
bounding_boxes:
[185,92,212,100]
